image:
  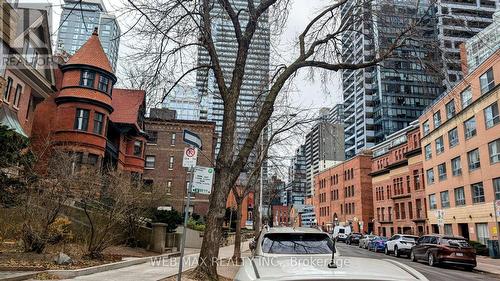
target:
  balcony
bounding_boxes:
[412,214,427,222]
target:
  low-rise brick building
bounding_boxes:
[143,112,216,215]
[371,121,428,237]
[226,189,254,229]
[271,205,290,226]
[419,49,500,244]
[31,28,146,175]
[313,152,374,233]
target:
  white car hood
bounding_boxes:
[235,255,428,281]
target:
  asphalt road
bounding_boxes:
[336,242,499,281]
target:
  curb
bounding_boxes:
[159,242,251,279]
[0,273,40,281]
[473,266,500,276]
[0,252,180,281]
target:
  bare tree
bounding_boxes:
[20,152,77,253]
[231,106,318,262]
[77,169,161,259]
[122,0,433,278]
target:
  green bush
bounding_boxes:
[151,209,183,232]
[187,218,206,232]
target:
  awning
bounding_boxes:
[0,104,28,138]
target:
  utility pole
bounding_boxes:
[178,160,195,281]
[178,130,203,281]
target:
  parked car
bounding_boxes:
[236,227,429,281]
[410,235,476,270]
[332,225,351,242]
[346,232,362,245]
[368,236,388,252]
[385,234,418,257]
[359,234,377,249]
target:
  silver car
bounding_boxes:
[235,227,428,281]
[358,234,377,249]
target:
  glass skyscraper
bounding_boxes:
[435,0,499,88]
[196,0,270,158]
[162,85,202,121]
[56,0,120,70]
[341,0,443,159]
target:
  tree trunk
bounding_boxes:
[193,171,232,280]
[232,198,243,263]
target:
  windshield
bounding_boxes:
[261,233,334,254]
[338,229,346,233]
[443,238,471,247]
[402,236,417,241]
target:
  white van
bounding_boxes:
[332,225,351,242]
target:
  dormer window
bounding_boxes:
[80,70,95,87]
[98,75,109,93]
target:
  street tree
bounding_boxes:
[123,0,434,279]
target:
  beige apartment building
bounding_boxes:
[418,49,500,244]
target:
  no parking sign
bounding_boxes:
[182,147,198,168]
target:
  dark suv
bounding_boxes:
[346,233,362,245]
[410,235,476,270]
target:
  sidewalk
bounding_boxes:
[43,242,249,281]
[475,256,500,275]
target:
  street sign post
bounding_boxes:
[178,130,211,281]
[177,165,194,281]
[178,131,202,281]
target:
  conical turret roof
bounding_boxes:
[65,27,114,73]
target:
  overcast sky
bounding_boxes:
[24,0,342,178]
[37,0,342,112]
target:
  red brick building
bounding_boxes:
[271,205,290,226]
[370,121,428,238]
[419,50,500,243]
[31,28,146,174]
[313,152,374,233]
[143,111,216,215]
[226,189,254,229]
[1,4,55,137]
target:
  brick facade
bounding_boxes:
[143,117,216,215]
[31,30,146,175]
[271,205,290,226]
[418,50,500,244]
[371,124,428,238]
[313,153,374,233]
[0,4,55,137]
[226,189,254,229]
